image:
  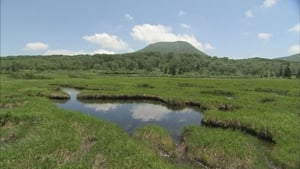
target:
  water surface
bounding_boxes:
[56,88,202,141]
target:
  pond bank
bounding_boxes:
[78,93,207,110]
[75,90,275,144]
[56,88,203,141]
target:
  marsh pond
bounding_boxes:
[56,88,203,141]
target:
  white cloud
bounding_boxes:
[130,24,214,51]
[85,103,119,112]
[83,33,128,50]
[288,23,300,33]
[245,10,253,18]
[263,0,276,8]
[93,49,115,54]
[43,49,85,55]
[43,48,115,55]
[180,23,191,29]
[258,32,272,40]
[288,44,300,54]
[178,10,186,17]
[23,42,48,51]
[124,13,134,21]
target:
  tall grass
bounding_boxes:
[1,73,299,168]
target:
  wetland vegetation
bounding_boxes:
[1,69,299,168]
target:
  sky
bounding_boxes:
[1,0,299,59]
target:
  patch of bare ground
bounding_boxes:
[174,143,211,169]
[0,102,26,109]
[0,121,18,143]
[43,92,70,99]
[92,153,107,169]
[151,140,211,169]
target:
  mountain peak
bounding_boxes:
[137,41,207,55]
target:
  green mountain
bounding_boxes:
[275,53,300,62]
[137,41,207,55]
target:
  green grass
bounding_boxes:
[182,126,273,169]
[0,98,187,169]
[1,73,300,168]
[134,125,178,158]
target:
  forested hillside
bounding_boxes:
[275,53,300,62]
[137,41,206,55]
[1,52,299,78]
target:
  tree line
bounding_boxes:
[1,52,299,78]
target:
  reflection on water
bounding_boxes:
[56,88,202,141]
[85,103,120,112]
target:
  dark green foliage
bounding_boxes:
[259,97,276,103]
[296,68,300,78]
[137,83,155,88]
[282,64,292,78]
[1,53,299,78]
[254,88,288,95]
[7,72,52,80]
[200,89,235,96]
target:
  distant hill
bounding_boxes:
[275,53,300,62]
[137,41,207,55]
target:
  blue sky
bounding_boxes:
[1,0,299,58]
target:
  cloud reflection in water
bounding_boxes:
[131,104,193,122]
[84,103,120,112]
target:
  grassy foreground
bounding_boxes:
[1,73,300,168]
[0,79,189,169]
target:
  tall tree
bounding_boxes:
[296,68,300,79]
[282,64,292,78]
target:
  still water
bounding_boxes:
[56,88,202,141]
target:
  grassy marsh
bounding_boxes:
[1,73,299,168]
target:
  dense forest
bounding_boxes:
[1,52,299,78]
